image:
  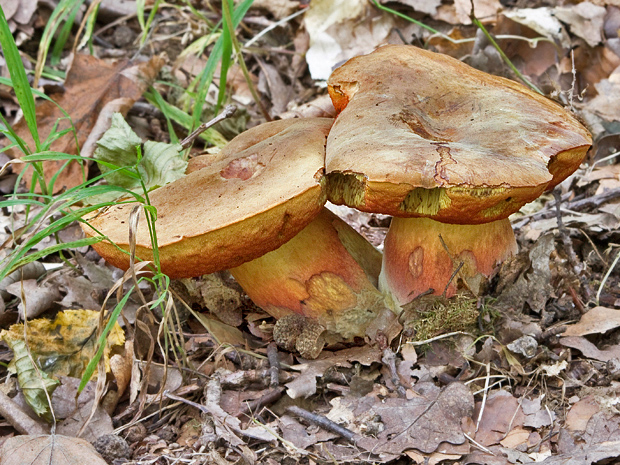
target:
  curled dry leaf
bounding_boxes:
[7,54,164,192]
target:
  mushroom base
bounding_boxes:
[229,208,387,340]
[379,217,517,308]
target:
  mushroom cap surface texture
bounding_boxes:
[326,45,592,224]
[82,118,333,278]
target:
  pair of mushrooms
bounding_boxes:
[83,45,592,357]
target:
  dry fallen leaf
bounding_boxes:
[563,306,620,336]
[560,336,620,362]
[7,53,163,192]
[304,0,393,80]
[0,434,108,465]
[566,396,601,431]
[0,309,125,378]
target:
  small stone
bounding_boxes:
[507,335,538,358]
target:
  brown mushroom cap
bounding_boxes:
[82,118,333,278]
[326,45,592,224]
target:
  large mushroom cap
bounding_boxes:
[82,118,333,278]
[326,45,592,224]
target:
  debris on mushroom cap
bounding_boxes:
[325,45,592,224]
[81,118,333,278]
[230,208,388,340]
[380,217,518,303]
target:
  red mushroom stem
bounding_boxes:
[379,217,518,307]
[229,208,388,340]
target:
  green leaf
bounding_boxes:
[94,113,143,188]
[93,113,187,201]
[138,141,187,190]
[3,338,59,422]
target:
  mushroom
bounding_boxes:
[229,207,386,350]
[325,45,592,307]
[83,117,388,357]
[81,118,332,278]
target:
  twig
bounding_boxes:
[553,189,593,303]
[286,405,359,444]
[464,433,496,455]
[180,104,237,149]
[475,363,491,432]
[244,8,308,48]
[267,342,280,389]
[513,187,620,229]
[406,330,472,346]
[381,347,407,398]
[238,387,285,417]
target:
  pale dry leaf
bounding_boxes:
[286,346,382,398]
[279,94,337,119]
[585,65,620,122]
[56,274,103,310]
[560,336,620,362]
[5,279,61,320]
[502,8,571,48]
[499,427,530,449]
[251,0,299,19]
[531,441,620,465]
[0,434,108,465]
[194,313,245,346]
[53,377,114,443]
[494,234,554,313]
[454,0,501,25]
[554,2,606,48]
[257,59,289,117]
[304,0,393,80]
[384,0,441,16]
[352,382,474,458]
[563,306,620,336]
[0,0,19,21]
[12,0,38,25]
[110,340,133,399]
[279,415,318,450]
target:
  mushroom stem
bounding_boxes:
[379,217,518,307]
[229,208,388,340]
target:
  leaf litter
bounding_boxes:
[2,1,620,464]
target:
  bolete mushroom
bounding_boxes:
[83,117,388,358]
[325,45,592,306]
[229,207,386,355]
[82,118,333,278]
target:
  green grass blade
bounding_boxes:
[0,6,40,151]
[191,0,254,130]
[51,1,82,65]
[35,0,86,87]
[78,289,134,393]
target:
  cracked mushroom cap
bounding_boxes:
[82,118,333,278]
[326,45,592,224]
